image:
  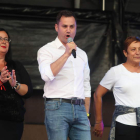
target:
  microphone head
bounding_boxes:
[67,37,73,43]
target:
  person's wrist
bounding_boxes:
[0,76,3,83]
[15,83,21,91]
[95,120,103,124]
[64,52,70,58]
[12,81,21,90]
[0,80,3,86]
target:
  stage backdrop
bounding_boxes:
[0,4,116,126]
[0,4,113,92]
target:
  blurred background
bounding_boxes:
[0,0,140,139]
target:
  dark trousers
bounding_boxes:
[0,120,23,140]
[115,121,140,140]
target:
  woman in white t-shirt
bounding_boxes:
[93,36,140,140]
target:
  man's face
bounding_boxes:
[55,16,77,46]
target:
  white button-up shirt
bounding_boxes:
[37,37,91,99]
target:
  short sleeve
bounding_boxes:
[100,67,116,90]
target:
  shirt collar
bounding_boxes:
[55,37,65,49]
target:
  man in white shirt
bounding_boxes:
[37,10,91,140]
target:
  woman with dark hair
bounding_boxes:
[93,36,140,140]
[0,28,33,140]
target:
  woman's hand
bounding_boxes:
[93,120,104,137]
[0,66,11,83]
[9,69,16,87]
[9,69,28,96]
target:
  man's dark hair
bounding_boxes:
[56,10,77,24]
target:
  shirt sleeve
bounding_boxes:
[100,67,116,90]
[37,46,55,82]
[84,54,91,97]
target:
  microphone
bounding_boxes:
[67,37,76,58]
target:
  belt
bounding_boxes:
[46,98,85,105]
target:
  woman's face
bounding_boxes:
[0,31,9,54]
[123,41,140,64]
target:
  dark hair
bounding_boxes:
[124,36,140,52]
[0,28,12,66]
[56,10,77,24]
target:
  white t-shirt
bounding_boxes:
[100,64,140,126]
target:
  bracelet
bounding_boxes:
[13,81,21,90]
[87,113,91,118]
[15,83,21,91]
[87,113,90,117]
